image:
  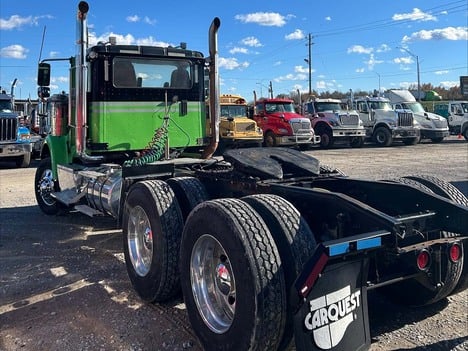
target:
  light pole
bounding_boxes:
[397,47,420,101]
[375,72,381,96]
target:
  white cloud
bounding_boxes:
[376,44,391,53]
[364,54,383,70]
[219,57,249,70]
[393,56,413,65]
[143,17,156,25]
[0,44,28,59]
[325,16,332,21]
[126,15,140,23]
[240,36,262,47]
[274,73,307,82]
[285,29,305,40]
[0,15,53,30]
[402,26,468,43]
[355,68,365,73]
[392,8,437,22]
[439,81,458,88]
[229,47,248,54]
[294,65,308,74]
[89,31,171,47]
[235,12,287,27]
[347,45,373,54]
[434,70,449,75]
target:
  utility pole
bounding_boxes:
[397,47,421,101]
[304,33,313,97]
[269,81,273,98]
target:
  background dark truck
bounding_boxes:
[0,80,32,168]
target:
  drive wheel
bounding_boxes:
[373,127,392,146]
[318,129,334,149]
[264,131,278,147]
[123,180,184,302]
[34,157,62,215]
[242,194,316,350]
[403,175,467,295]
[350,136,365,148]
[379,176,464,305]
[180,198,286,351]
[166,176,209,222]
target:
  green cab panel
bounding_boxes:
[88,101,206,151]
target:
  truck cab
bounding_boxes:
[386,89,449,143]
[303,98,365,148]
[353,96,420,147]
[0,88,32,167]
[215,94,263,151]
[253,97,320,148]
[433,101,468,140]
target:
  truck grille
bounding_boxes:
[290,120,312,134]
[433,119,448,128]
[0,117,17,142]
[339,114,359,126]
[235,120,257,132]
[397,112,413,127]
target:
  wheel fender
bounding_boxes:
[42,135,71,178]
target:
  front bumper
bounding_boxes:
[0,142,32,158]
[332,128,366,138]
[279,134,321,145]
[420,129,450,140]
[390,128,420,139]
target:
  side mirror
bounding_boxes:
[37,62,51,87]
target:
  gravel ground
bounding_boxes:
[0,136,467,351]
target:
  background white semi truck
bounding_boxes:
[386,89,449,143]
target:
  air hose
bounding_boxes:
[123,125,168,167]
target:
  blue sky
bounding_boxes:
[1,1,467,101]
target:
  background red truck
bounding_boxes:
[252,95,320,148]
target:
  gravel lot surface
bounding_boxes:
[0,136,467,351]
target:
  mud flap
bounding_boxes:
[294,258,370,351]
[292,231,389,351]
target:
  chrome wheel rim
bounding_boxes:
[127,205,153,277]
[190,234,236,334]
[38,168,56,206]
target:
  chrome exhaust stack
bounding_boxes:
[75,1,102,162]
[202,17,221,159]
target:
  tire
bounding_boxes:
[34,157,62,215]
[379,175,465,305]
[373,127,392,147]
[403,175,468,295]
[242,194,316,350]
[264,131,277,147]
[16,152,31,168]
[318,128,334,149]
[122,180,184,302]
[166,177,209,222]
[180,198,286,351]
[403,136,419,145]
[350,136,365,148]
[463,127,468,141]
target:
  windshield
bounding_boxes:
[315,102,341,112]
[113,58,194,89]
[265,102,295,113]
[0,100,13,112]
[401,102,425,113]
[369,101,392,110]
[460,103,468,113]
[221,105,247,118]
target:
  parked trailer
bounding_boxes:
[34,2,467,350]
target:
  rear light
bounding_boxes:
[416,250,431,271]
[448,243,462,263]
